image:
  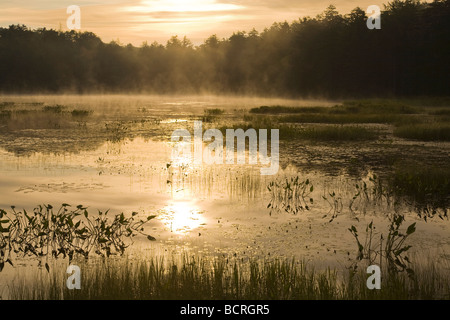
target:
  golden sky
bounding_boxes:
[1,1,385,45]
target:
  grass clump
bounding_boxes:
[71,109,92,117]
[219,121,377,141]
[250,105,328,114]
[0,102,15,109]
[296,126,378,141]
[43,105,64,113]
[261,100,424,125]
[205,108,225,115]
[340,100,420,114]
[202,108,225,122]
[394,124,450,141]
[0,110,12,119]
[429,109,450,116]
[250,101,420,115]
[389,164,450,219]
[279,113,410,124]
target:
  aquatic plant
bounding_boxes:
[349,214,416,277]
[267,176,314,215]
[0,204,156,272]
[322,191,343,222]
[349,174,393,215]
[105,121,130,142]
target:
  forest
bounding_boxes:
[0,0,449,98]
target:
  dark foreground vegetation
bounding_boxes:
[7,254,450,300]
[0,0,449,97]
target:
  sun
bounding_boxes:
[131,0,242,13]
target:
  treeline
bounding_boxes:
[0,0,449,97]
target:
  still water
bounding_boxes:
[0,95,449,284]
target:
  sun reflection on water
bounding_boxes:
[158,202,205,234]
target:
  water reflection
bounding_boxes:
[158,201,206,234]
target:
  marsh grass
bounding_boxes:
[0,110,12,120]
[219,121,377,141]
[71,109,93,118]
[205,108,225,116]
[429,109,450,116]
[250,105,328,114]
[5,111,70,130]
[202,108,225,123]
[342,260,450,300]
[0,102,15,108]
[394,123,450,141]
[340,100,421,114]
[295,126,378,141]
[251,100,421,116]
[43,105,64,113]
[389,163,450,219]
[280,113,424,125]
[7,254,450,300]
[0,104,93,131]
[255,100,428,125]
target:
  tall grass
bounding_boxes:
[219,122,377,141]
[280,113,422,124]
[253,100,427,125]
[394,124,450,141]
[71,109,92,117]
[340,100,420,114]
[250,106,329,114]
[295,126,378,141]
[251,100,421,115]
[43,105,64,113]
[389,163,450,218]
[6,254,450,300]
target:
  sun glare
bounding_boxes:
[159,202,206,234]
[130,0,243,13]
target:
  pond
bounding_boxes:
[1,95,449,298]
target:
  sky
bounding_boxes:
[0,0,386,45]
